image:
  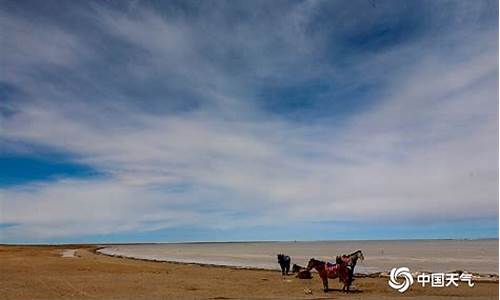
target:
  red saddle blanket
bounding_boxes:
[325,262,349,281]
[325,262,340,273]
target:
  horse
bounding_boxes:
[291,264,312,279]
[343,250,364,268]
[277,254,291,276]
[306,257,351,292]
[341,250,364,284]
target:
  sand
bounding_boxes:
[0,245,497,300]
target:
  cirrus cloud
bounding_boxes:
[0,0,497,242]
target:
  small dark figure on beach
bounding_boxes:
[277,253,291,276]
[292,263,312,279]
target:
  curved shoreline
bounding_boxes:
[94,246,284,273]
[95,246,499,281]
[3,245,498,300]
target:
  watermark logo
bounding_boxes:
[388,267,475,293]
[417,272,475,288]
[389,267,414,293]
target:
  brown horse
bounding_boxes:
[306,258,351,292]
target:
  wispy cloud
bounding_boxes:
[0,0,497,242]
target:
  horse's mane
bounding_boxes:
[346,249,360,256]
[308,258,325,264]
[345,250,364,264]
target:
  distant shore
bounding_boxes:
[0,245,497,300]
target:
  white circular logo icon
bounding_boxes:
[388,267,414,293]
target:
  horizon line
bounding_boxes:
[2,237,498,246]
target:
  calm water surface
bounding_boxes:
[98,240,498,274]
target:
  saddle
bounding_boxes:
[325,262,341,273]
[325,261,349,282]
[341,255,353,270]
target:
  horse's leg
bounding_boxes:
[343,274,350,293]
[342,281,348,293]
[322,277,329,293]
[349,266,354,284]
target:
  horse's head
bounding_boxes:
[306,258,315,270]
[306,258,322,270]
[356,250,365,261]
[291,264,301,273]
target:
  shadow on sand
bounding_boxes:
[324,287,363,293]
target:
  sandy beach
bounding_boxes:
[0,245,497,300]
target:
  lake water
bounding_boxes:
[98,239,498,275]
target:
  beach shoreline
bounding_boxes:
[0,245,497,300]
[94,240,499,278]
[94,245,499,281]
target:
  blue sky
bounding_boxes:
[0,0,498,243]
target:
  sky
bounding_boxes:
[0,0,498,243]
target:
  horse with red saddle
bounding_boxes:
[306,257,351,292]
[306,250,364,293]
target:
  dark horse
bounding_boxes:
[291,264,312,279]
[341,250,364,285]
[277,254,291,275]
[306,257,351,292]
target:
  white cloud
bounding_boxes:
[0,2,497,241]
[0,11,90,85]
